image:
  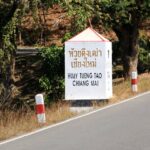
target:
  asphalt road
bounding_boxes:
[1,92,150,150]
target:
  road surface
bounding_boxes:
[1,92,150,150]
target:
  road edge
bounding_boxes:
[0,91,150,145]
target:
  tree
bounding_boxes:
[95,0,150,78]
[65,0,150,78]
[0,0,62,109]
[0,0,40,109]
[0,0,21,108]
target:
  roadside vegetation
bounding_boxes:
[0,73,150,141]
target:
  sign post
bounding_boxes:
[65,27,112,100]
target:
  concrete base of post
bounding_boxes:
[37,114,46,123]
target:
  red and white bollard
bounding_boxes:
[35,94,46,123]
[131,71,138,92]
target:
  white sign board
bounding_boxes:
[65,27,112,100]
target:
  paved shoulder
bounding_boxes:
[1,92,150,150]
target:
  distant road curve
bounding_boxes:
[0,92,150,150]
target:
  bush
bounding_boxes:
[39,45,64,104]
[138,34,150,73]
[112,34,150,74]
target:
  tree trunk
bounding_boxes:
[114,24,139,79]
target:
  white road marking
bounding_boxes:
[0,91,150,145]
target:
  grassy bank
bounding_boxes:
[0,73,150,141]
[0,103,75,141]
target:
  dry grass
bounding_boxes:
[0,103,75,141]
[92,73,150,108]
[112,73,150,103]
[0,73,150,141]
[0,110,38,141]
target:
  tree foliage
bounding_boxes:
[138,33,150,73]
[0,0,41,109]
[94,0,150,26]
[0,0,21,109]
[0,0,62,109]
[39,46,65,103]
[65,0,150,78]
[64,0,93,34]
[94,0,150,77]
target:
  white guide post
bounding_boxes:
[131,71,138,92]
[35,94,46,123]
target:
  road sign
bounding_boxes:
[65,27,112,100]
